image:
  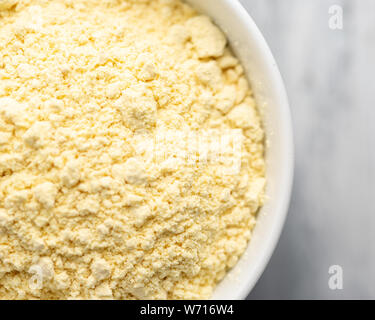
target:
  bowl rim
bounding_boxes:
[216,0,295,299]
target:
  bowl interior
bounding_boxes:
[185,0,294,299]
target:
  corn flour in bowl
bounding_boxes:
[0,0,271,300]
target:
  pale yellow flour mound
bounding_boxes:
[0,0,266,299]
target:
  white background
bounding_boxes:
[239,0,374,299]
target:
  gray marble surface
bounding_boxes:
[239,0,375,299]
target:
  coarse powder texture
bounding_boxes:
[0,0,266,299]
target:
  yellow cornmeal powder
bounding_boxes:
[0,0,266,299]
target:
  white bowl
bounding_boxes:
[185,0,294,299]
